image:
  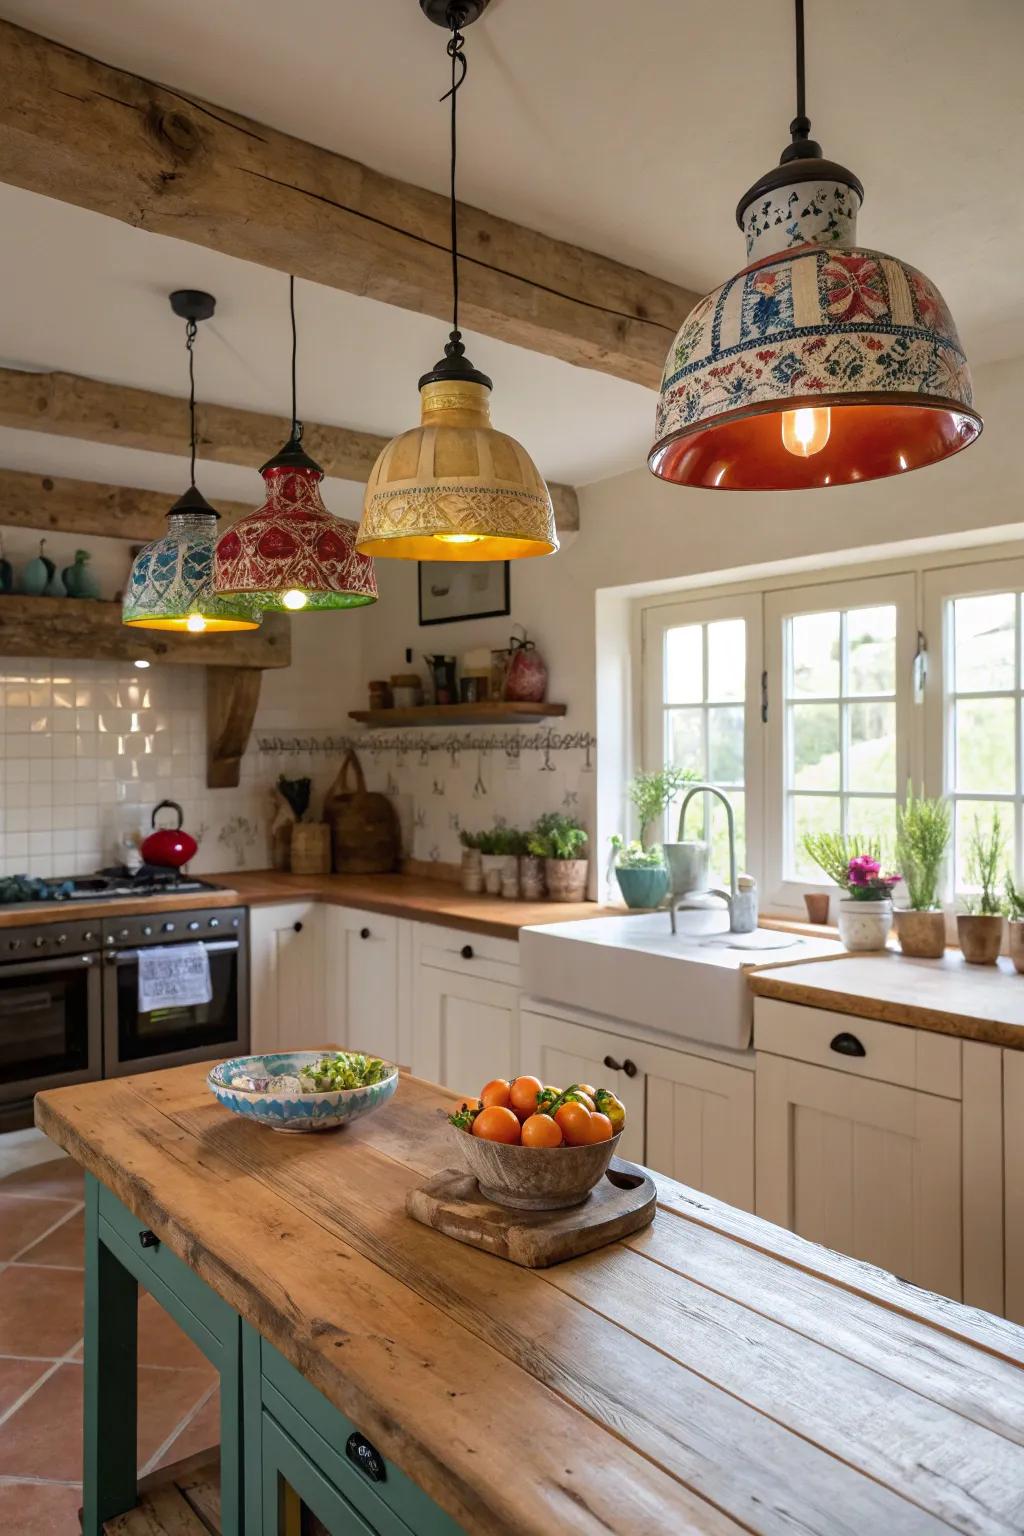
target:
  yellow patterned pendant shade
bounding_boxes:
[356,377,558,561]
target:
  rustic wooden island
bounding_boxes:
[35,1064,1024,1535]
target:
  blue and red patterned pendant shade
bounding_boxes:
[214,438,378,612]
[650,166,981,490]
[122,487,261,632]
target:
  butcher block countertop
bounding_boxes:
[0,882,244,930]
[749,949,1024,1049]
[37,1063,1024,1536]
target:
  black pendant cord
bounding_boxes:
[185,317,198,490]
[442,5,468,352]
[794,0,806,125]
[289,273,302,444]
[780,0,821,162]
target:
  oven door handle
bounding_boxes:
[109,939,241,964]
[0,953,97,977]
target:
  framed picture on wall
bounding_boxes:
[418,560,510,626]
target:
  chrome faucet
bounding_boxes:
[669,783,753,934]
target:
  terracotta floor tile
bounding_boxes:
[0,1266,83,1358]
[1,1158,83,1202]
[138,1365,218,1472]
[18,1207,83,1268]
[0,1356,51,1418]
[0,1194,77,1261]
[0,1479,82,1536]
[138,1292,213,1374]
[155,1385,220,1469]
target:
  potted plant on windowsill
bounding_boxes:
[609,837,669,910]
[1005,873,1024,974]
[626,765,700,900]
[527,812,589,902]
[801,833,900,951]
[957,811,1006,965]
[893,785,951,958]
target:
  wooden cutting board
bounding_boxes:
[406,1158,657,1267]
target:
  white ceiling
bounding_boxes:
[0,0,1021,496]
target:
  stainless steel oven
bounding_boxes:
[101,907,248,1076]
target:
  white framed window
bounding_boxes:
[764,574,916,909]
[642,593,763,885]
[924,557,1024,894]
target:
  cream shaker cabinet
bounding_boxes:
[248,902,325,1054]
[323,906,404,1065]
[413,927,521,1092]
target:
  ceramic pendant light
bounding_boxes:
[649,0,982,491]
[123,292,260,633]
[355,1,557,561]
[213,279,378,612]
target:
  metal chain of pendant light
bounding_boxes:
[648,0,982,491]
[355,0,558,561]
[123,292,260,633]
[213,277,378,612]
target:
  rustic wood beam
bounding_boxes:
[0,464,250,543]
[0,20,695,393]
[0,371,580,534]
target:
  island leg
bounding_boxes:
[82,1172,138,1535]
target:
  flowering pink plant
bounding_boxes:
[846,854,901,901]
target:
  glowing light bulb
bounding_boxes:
[435,533,482,545]
[781,406,831,457]
[282,589,308,610]
[133,659,151,669]
[186,613,207,633]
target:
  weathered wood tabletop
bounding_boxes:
[36,1065,1024,1535]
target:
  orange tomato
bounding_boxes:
[472,1105,521,1144]
[581,1111,613,1144]
[554,1101,592,1146]
[509,1075,544,1120]
[575,1083,597,1100]
[521,1113,563,1148]
[479,1078,512,1111]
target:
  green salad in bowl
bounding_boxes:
[296,1053,392,1093]
[208,1049,399,1132]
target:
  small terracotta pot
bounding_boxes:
[803,892,830,925]
[956,913,1004,965]
[894,908,946,960]
[545,858,588,902]
[1008,920,1024,974]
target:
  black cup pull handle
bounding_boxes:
[346,1432,386,1483]
[360,927,371,940]
[830,1031,866,1058]
[293,921,303,933]
[460,944,474,959]
[622,1058,639,1078]
[139,1229,160,1250]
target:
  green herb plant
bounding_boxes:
[476,824,527,856]
[527,812,588,861]
[964,811,1006,916]
[1005,872,1024,922]
[895,784,951,911]
[627,766,699,846]
[459,828,481,851]
[610,835,664,869]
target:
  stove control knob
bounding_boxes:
[55,934,67,946]
[162,921,175,933]
[141,925,153,937]
[187,920,200,932]
[209,918,220,928]
[232,917,240,928]
[33,937,46,949]
[9,938,23,951]
[82,931,95,943]
[118,928,130,941]
[104,935,115,947]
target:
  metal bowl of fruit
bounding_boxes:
[208,1050,398,1133]
[446,1076,625,1210]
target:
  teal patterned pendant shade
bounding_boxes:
[122,487,261,633]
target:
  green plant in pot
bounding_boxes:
[609,836,668,910]
[801,833,900,952]
[629,765,701,897]
[528,812,588,902]
[1004,872,1024,974]
[893,785,951,958]
[958,811,1006,965]
[476,824,524,895]
[458,828,484,894]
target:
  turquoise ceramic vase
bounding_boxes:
[62,549,101,599]
[614,865,669,910]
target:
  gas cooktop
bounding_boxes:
[0,867,218,908]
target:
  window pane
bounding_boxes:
[792,703,840,790]
[955,697,1016,794]
[953,593,1015,693]
[666,707,704,778]
[707,620,745,702]
[954,801,1014,893]
[665,625,703,703]
[791,795,840,879]
[845,796,897,858]
[848,701,896,792]
[847,605,896,696]
[708,706,744,783]
[709,791,745,885]
[790,611,840,698]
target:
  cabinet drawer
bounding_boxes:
[417,923,519,986]
[754,997,961,1098]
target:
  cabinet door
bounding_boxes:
[645,1051,754,1211]
[756,1052,962,1299]
[262,1412,380,1535]
[519,1009,645,1162]
[248,904,323,1054]
[416,968,519,1095]
[324,908,400,1064]
[1005,1051,1024,1325]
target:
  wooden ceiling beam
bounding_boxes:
[0,19,695,396]
[0,369,580,534]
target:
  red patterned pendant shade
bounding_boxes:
[214,438,377,612]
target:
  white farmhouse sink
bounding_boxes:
[519,909,842,1052]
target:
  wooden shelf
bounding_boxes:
[349,702,567,728]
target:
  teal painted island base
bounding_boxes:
[84,1174,463,1536]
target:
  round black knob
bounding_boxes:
[460,944,474,960]
[345,1432,386,1483]
[360,927,370,940]
[622,1058,638,1078]
[293,921,303,933]
[602,1054,622,1072]
[139,1230,160,1250]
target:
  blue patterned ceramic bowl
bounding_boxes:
[207,1051,398,1133]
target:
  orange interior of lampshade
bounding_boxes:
[356,532,556,561]
[122,616,260,632]
[649,400,982,491]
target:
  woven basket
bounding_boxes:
[326,750,400,875]
[289,822,331,875]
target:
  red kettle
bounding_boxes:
[140,800,198,870]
